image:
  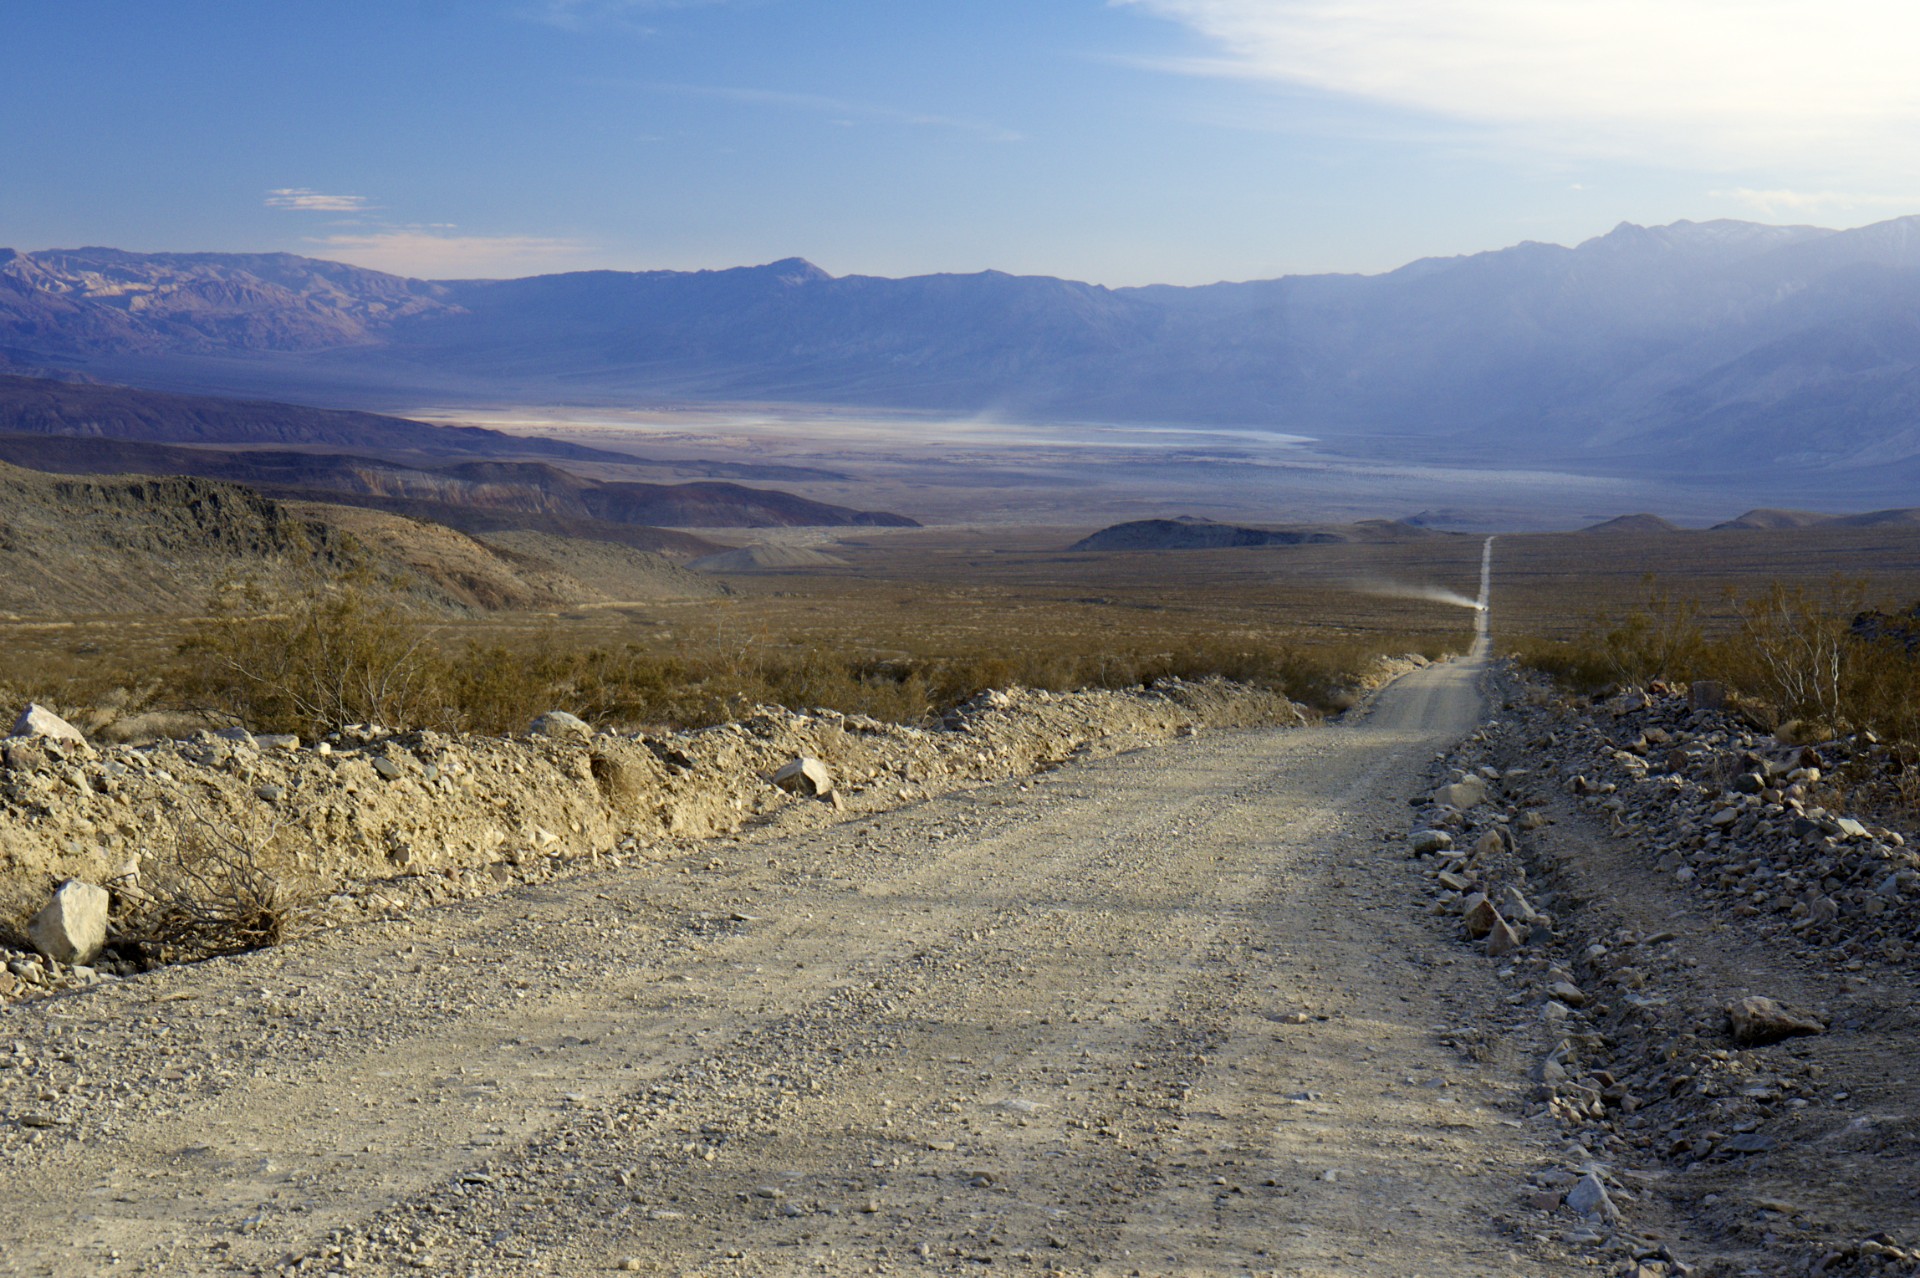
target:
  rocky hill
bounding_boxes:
[0,432,915,537]
[0,461,722,617]
[1711,507,1920,530]
[1578,513,1684,535]
[1070,516,1436,551]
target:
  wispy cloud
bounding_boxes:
[304,230,594,279]
[1115,1,1920,175]
[265,188,371,212]
[1713,188,1920,217]
[656,83,1023,141]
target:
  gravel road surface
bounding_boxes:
[2,582,1576,1276]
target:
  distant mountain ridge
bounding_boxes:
[10,220,1920,483]
[0,374,626,461]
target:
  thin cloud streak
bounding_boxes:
[305,230,594,279]
[1713,187,1920,216]
[1116,0,1920,174]
[265,188,370,212]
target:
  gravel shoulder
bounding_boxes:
[0,649,1595,1277]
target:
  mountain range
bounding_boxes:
[7,219,1920,485]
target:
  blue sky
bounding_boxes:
[6,1,1918,285]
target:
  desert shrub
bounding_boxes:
[158,570,1437,735]
[1714,581,1857,732]
[123,801,330,960]
[1511,576,1920,805]
[1506,579,1710,694]
[175,577,452,739]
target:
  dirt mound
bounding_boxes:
[0,678,1307,987]
[687,544,850,572]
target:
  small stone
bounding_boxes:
[1565,1172,1617,1220]
[1547,981,1586,1007]
[370,757,403,781]
[1727,996,1824,1045]
[28,880,109,965]
[1436,871,1474,892]
[1518,810,1549,831]
[1435,777,1486,810]
[1461,893,1499,939]
[255,734,301,752]
[1408,829,1454,855]
[1485,915,1524,957]
[772,756,834,798]
[1835,817,1869,839]
[255,784,286,802]
[9,703,85,745]
[1499,885,1539,923]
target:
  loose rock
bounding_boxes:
[772,756,834,798]
[529,711,593,741]
[1727,995,1825,1046]
[27,879,109,965]
[1565,1172,1618,1221]
[8,703,85,745]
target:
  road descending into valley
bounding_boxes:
[2,546,1574,1276]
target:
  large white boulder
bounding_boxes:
[9,703,86,745]
[28,880,110,965]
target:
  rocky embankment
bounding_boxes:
[1404,669,1920,1277]
[0,679,1308,1002]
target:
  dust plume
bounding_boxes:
[1351,580,1485,611]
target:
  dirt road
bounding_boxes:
[1,574,1582,1275]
